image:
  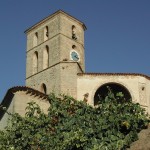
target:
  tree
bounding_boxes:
[0,90,149,150]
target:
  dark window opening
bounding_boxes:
[72,25,77,40]
[94,83,131,105]
[41,83,47,94]
[46,26,49,37]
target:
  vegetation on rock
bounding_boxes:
[0,89,149,150]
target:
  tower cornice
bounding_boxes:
[24,10,87,34]
[26,61,84,80]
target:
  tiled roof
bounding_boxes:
[78,73,150,80]
[0,86,48,120]
[9,86,48,99]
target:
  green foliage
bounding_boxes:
[0,90,149,150]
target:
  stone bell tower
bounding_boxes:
[25,10,86,97]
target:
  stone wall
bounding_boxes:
[77,73,150,114]
[0,91,49,130]
[25,10,85,96]
[59,62,82,98]
[26,63,61,95]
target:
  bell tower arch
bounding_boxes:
[25,10,86,97]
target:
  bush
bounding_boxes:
[0,90,149,150]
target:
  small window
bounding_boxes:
[32,51,38,74]
[72,25,76,31]
[72,45,76,49]
[44,26,49,41]
[72,25,77,40]
[43,45,49,69]
[41,83,47,94]
[33,32,38,47]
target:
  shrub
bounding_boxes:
[0,90,149,150]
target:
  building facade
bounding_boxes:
[25,10,150,113]
[25,10,86,98]
[0,10,150,129]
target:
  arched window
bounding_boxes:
[94,83,132,106]
[72,25,77,40]
[32,51,38,74]
[43,45,49,69]
[41,83,47,94]
[33,32,38,47]
[44,26,49,41]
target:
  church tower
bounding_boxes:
[25,10,86,97]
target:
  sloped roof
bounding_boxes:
[24,10,87,34]
[0,86,48,120]
[78,72,150,80]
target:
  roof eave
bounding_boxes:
[24,10,87,34]
[77,72,150,80]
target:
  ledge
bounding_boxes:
[77,72,150,80]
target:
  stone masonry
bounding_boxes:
[1,10,150,130]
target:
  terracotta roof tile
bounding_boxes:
[78,73,150,80]
[0,86,48,120]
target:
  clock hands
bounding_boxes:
[74,55,79,59]
[71,51,79,61]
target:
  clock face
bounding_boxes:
[71,51,79,61]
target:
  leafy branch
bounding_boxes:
[0,91,149,150]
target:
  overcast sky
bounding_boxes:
[0,0,150,100]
